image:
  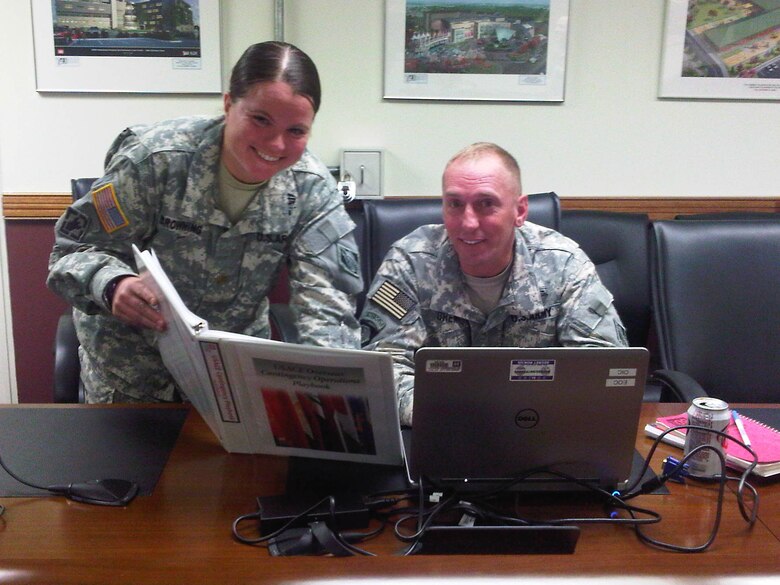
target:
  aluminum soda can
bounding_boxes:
[683,397,731,478]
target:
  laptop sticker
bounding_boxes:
[606,367,638,387]
[510,359,556,381]
[425,359,463,373]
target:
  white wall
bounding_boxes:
[1,1,779,199]
[0,150,17,403]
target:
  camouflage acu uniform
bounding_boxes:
[360,223,627,426]
[48,115,362,403]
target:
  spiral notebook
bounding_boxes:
[644,408,780,477]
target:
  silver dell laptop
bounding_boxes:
[405,347,649,492]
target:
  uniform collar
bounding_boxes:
[429,227,543,325]
[500,226,547,316]
[180,121,225,225]
[429,232,484,322]
[179,121,297,234]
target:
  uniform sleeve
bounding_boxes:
[286,176,363,349]
[359,248,428,427]
[47,132,157,314]
[555,248,628,347]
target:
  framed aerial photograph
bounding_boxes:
[384,0,570,102]
[31,0,222,93]
[659,0,780,100]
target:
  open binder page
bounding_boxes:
[215,338,403,463]
[132,246,403,465]
[132,245,220,438]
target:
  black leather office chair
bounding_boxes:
[53,178,98,402]
[363,192,561,281]
[650,220,780,403]
[559,210,652,349]
[560,210,658,400]
[347,204,370,314]
[53,312,83,403]
[675,211,779,220]
[71,177,98,200]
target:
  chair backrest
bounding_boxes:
[675,211,779,220]
[526,191,560,232]
[71,177,98,200]
[362,192,561,281]
[362,199,442,281]
[53,312,82,403]
[651,220,780,403]
[346,204,370,314]
[54,177,99,403]
[560,210,651,348]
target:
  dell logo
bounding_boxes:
[515,409,539,429]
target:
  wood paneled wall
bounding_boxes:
[3,193,779,221]
[558,197,779,220]
[2,192,777,403]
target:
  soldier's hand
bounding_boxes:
[111,276,166,332]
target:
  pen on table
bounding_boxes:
[732,410,751,448]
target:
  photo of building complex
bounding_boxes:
[404,1,551,75]
[682,0,780,79]
[51,0,200,58]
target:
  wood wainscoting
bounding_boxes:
[2,193,779,221]
[2,194,73,219]
[559,197,779,220]
[1,191,777,403]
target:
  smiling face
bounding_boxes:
[442,152,528,278]
[221,80,315,183]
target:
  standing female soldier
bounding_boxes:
[48,42,362,403]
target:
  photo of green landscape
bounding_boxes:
[682,0,780,79]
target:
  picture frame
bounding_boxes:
[659,0,780,100]
[383,0,570,102]
[31,0,222,94]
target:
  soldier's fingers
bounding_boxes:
[138,302,166,332]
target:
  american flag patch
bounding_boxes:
[370,280,415,320]
[92,183,129,233]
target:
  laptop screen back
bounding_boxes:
[407,347,649,491]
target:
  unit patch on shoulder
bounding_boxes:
[360,309,387,345]
[58,208,90,242]
[369,280,415,320]
[92,183,129,233]
[338,244,360,278]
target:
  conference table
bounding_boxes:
[1,403,778,585]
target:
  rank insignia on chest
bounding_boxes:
[92,183,129,233]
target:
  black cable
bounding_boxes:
[0,450,50,492]
[340,518,387,543]
[395,470,660,556]
[390,425,759,554]
[232,495,334,545]
[631,444,729,553]
[322,500,376,557]
[0,447,139,506]
[232,494,378,556]
[393,477,661,557]
[232,424,760,555]
[620,424,758,552]
[472,470,663,527]
[623,424,758,525]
